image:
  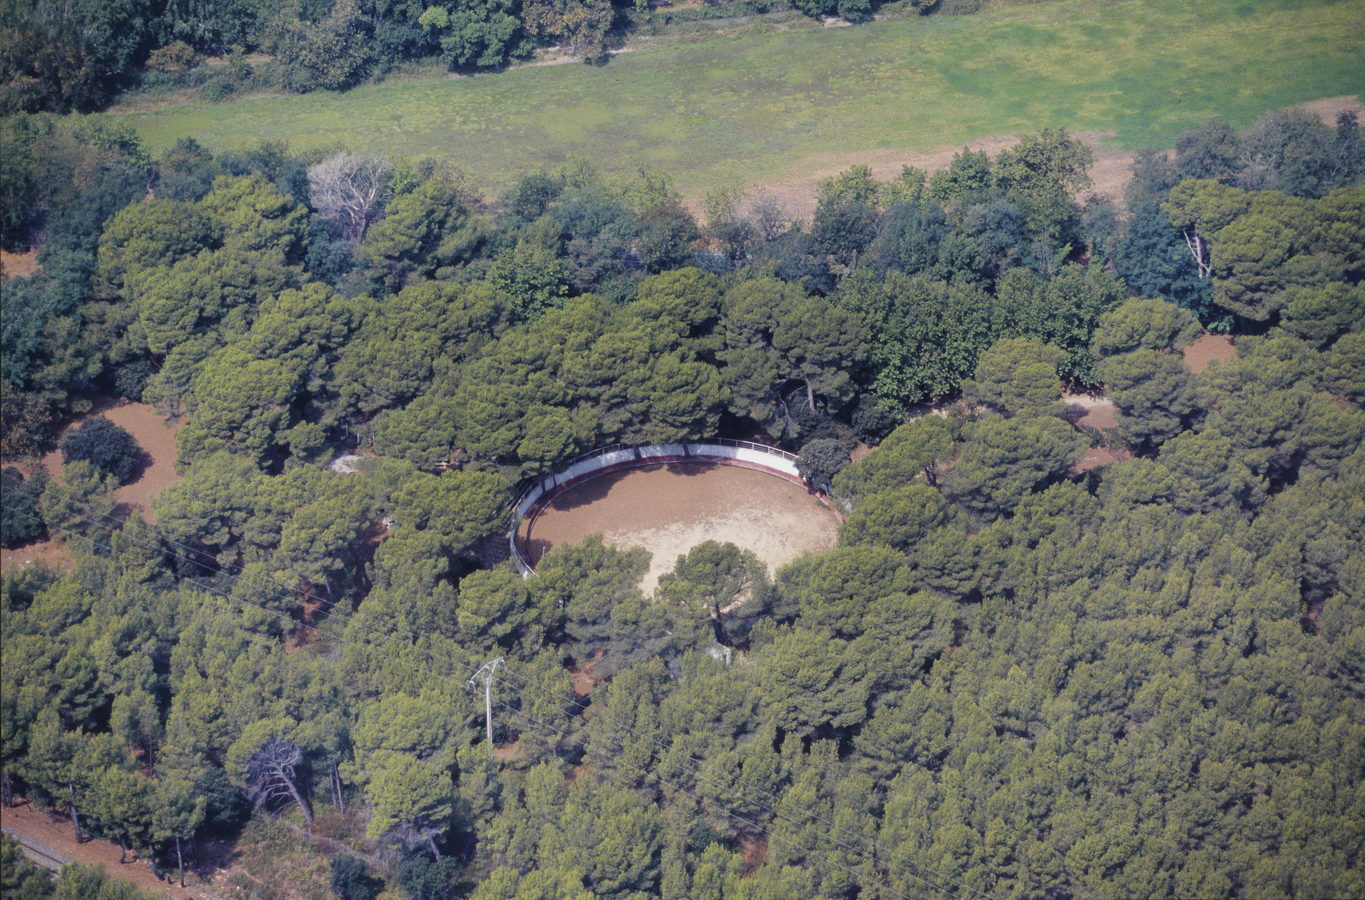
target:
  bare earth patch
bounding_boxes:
[1183,332,1237,374]
[32,399,184,520]
[692,95,1365,224]
[1060,390,1128,473]
[1,400,183,574]
[521,462,840,594]
[1062,390,1120,432]
[0,248,40,280]
[1073,446,1122,474]
[0,536,73,574]
[104,402,185,522]
[1295,95,1365,126]
[706,131,1134,224]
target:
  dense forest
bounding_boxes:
[2,99,1364,898]
[0,0,953,112]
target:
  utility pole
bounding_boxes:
[467,658,506,756]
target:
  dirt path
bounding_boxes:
[1,800,224,898]
[521,462,840,593]
[1,399,183,574]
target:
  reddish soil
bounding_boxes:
[492,739,522,762]
[737,834,768,875]
[521,462,840,594]
[1073,446,1121,474]
[0,536,74,574]
[1183,333,1237,375]
[569,652,604,698]
[1060,390,1127,473]
[2,799,224,898]
[1,399,184,574]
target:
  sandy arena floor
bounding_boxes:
[520,462,841,593]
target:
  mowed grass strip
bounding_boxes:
[108,0,1365,200]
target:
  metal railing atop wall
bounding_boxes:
[506,440,805,577]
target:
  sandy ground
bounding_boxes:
[1297,95,1365,127]
[1,399,183,573]
[702,95,1365,225]
[1183,332,1237,374]
[1062,390,1119,432]
[721,130,1135,225]
[2,800,222,898]
[520,462,840,593]
[1059,390,1125,473]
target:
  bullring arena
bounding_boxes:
[512,442,842,592]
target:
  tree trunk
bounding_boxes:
[286,777,314,823]
[331,764,345,812]
[118,835,129,864]
[176,835,185,888]
[1182,229,1211,279]
[1,771,12,808]
[427,834,441,860]
[67,783,82,842]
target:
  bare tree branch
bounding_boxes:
[308,152,392,244]
[246,736,313,823]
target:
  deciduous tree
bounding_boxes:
[308,152,392,244]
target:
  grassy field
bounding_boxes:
[106,0,1365,201]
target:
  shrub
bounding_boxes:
[330,854,379,900]
[203,74,236,102]
[113,359,155,401]
[851,397,900,444]
[59,416,141,485]
[798,437,852,489]
[146,41,200,73]
[1,466,47,547]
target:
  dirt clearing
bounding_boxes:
[1183,333,1237,374]
[521,462,840,593]
[33,400,184,521]
[2,400,183,574]
[696,95,1365,224]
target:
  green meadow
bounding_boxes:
[108,0,1365,199]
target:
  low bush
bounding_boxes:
[59,416,142,485]
[1,466,47,547]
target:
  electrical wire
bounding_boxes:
[2,490,999,900]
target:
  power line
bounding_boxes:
[2,495,999,900]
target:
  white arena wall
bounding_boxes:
[509,441,807,576]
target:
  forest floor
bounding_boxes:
[1062,390,1123,473]
[1,799,225,898]
[0,399,183,574]
[521,462,841,593]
